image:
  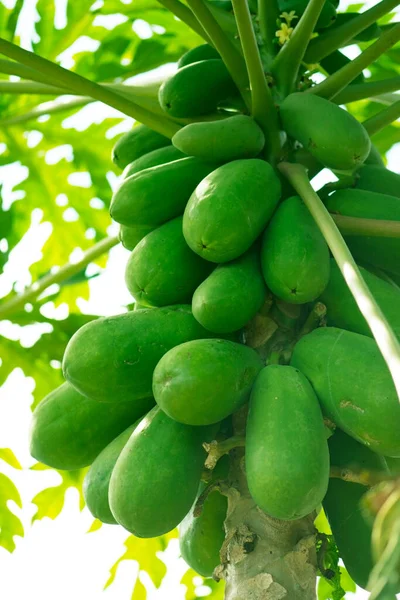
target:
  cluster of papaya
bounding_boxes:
[29,14,400,590]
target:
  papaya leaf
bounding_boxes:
[204,578,225,599]
[314,508,332,535]
[30,464,87,522]
[181,568,199,600]
[87,518,102,533]
[0,448,22,470]
[0,472,24,552]
[131,578,147,600]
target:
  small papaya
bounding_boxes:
[158,59,238,118]
[192,247,267,333]
[290,327,400,457]
[279,93,371,171]
[177,44,220,68]
[125,216,213,307]
[261,196,330,304]
[119,224,154,252]
[364,144,385,168]
[62,305,218,403]
[320,50,364,84]
[112,124,170,170]
[172,115,265,162]
[246,365,329,521]
[330,13,381,42]
[183,159,281,263]
[122,145,186,179]
[29,382,153,470]
[110,157,218,227]
[109,407,215,538]
[278,0,336,30]
[355,165,400,198]
[153,339,263,425]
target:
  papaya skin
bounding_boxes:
[177,43,220,68]
[119,224,154,252]
[355,165,400,198]
[112,124,170,170]
[122,145,186,179]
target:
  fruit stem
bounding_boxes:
[299,302,327,338]
[203,436,246,470]
[332,214,400,238]
[257,0,280,58]
[156,0,212,42]
[362,99,400,136]
[333,76,400,105]
[329,466,388,487]
[278,161,400,401]
[0,236,119,320]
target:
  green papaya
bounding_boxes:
[110,157,218,228]
[172,115,265,162]
[29,382,153,470]
[261,196,330,304]
[158,60,237,118]
[291,327,400,457]
[323,429,388,589]
[330,13,381,43]
[153,339,263,425]
[279,93,371,171]
[326,189,400,276]
[364,144,385,167]
[112,125,170,170]
[119,224,154,251]
[122,145,186,179]
[278,0,336,30]
[183,159,281,263]
[320,259,400,338]
[320,50,364,84]
[355,165,400,198]
[192,248,267,333]
[246,365,329,521]
[124,216,213,307]
[62,305,218,403]
[109,407,214,537]
[177,44,220,68]
[83,421,140,524]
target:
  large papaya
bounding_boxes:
[153,339,263,425]
[124,216,213,307]
[112,124,170,170]
[355,165,400,198]
[110,157,217,228]
[172,115,265,162]
[177,44,220,68]
[246,365,329,520]
[261,196,330,304]
[62,305,218,403]
[122,145,186,179]
[290,327,400,457]
[183,159,281,263]
[278,0,336,30]
[158,59,238,118]
[326,188,400,276]
[109,407,215,537]
[192,247,267,333]
[29,383,153,470]
[279,93,371,171]
[119,224,154,252]
[320,50,364,84]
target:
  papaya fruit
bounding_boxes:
[323,428,388,589]
[355,165,400,198]
[29,382,153,470]
[183,159,281,263]
[320,259,400,338]
[83,420,140,524]
[110,157,218,228]
[320,50,364,84]
[290,327,400,457]
[122,145,186,179]
[62,305,218,403]
[278,0,336,30]
[177,44,220,68]
[153,338,263,425]
[326,189,400,276]
[119,224,153,252]
[364,144,385,168]
[279,93,371,171]
[330,13,381,42]
[124,216,213,307]
[192,247,267,333]
[246,365,330,521]
[158,59,238,118]
[172,115,265,162]
[112,124,170,170]
[261,196,330,304]
[109,406,215,537]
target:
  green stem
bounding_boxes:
[332,214,400,238]
[0,58,60,85]
[203,435,246,470]
[304,0,400,63]
[333,76,400,105]
[0,97,92,127]
[0,80,66,94]
[0,236,119,320]
[272,0,325,96]
[258,0,280,58]
[156,0,211,42]
[307,23,400,100]
[0,38,180,137]
[278,162,400,400]
[329,466,388,487]
[231,0,281,162]
[362,99,400,136]
[299,302,327,337]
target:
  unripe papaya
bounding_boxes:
[261,196,330,304]
[112,124,170,170]
[320,50,364,84]
[122,145,186,179]
[183,159,281,263]
[172,115,265,162]
[29,383,153,470]
[355,165,400,198]
[364,144,385,167]
[177,44,220,68]
[153,339,263,425]
[125,216,213,307]
[158,60,238,118]
[278,0,336,30]
[279,93,371,171]
[62,305,218,403]
[119,224,153,251]
[330,13,381,42]
[246,365,329,520]
[109,407,215,538]
[291,327,400,457]
[192,248,267,333]
[110,157,218,228]
[326,189,400,276]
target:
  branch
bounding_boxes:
[330,466,389,487]
[0,58,60,85]
[299,302,327,337]
[203,436,246,470]
[332,214,400,238]
[156,0,211,42]
[278,162,400,401]
[333,76,400,105]
[363,99,400,136]
[0,97,91,127]
[258,0,280,58]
